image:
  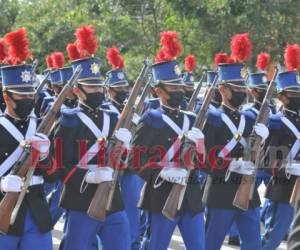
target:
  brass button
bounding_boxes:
[5,152,8,156]
[234,133,242,141]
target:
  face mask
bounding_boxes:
[114,91,129,104]
[13,98,35,119]
[229,88,247,108]
[213,89,222,104]
[64,98,77,108]
[185,91,194,101]
[166,90,185,108]
[287,97,300,111]
[85,92,105,110]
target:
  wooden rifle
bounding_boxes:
[232,66,279,211]
[162,75,219,220]
[186,72,206,111]
[0,65,82,233]
[87,60,151,221]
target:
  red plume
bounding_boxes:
[230,33,252,62]
[160,31,182,60]
[214,53,229,65]
[4,27,31,65]
[106,47,124,70]
[284,44,300,71]
[75,25,98,58]
[155,48,167,63]
[46,55,54,69]
[67,43,80,61]
[52,52,65,69]
[0,39,7,62]
[256,53,270,71]
[227,56,236,64]
[185,55,197,73]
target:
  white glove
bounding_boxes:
[0,175,23,192]
[227,160,255,178]
[254,123,269,143]
[286,162,300,177]
[29,133,50,160]
[114,128,132,150]
[132,113,141,125]
[160,167,188,186]
[85,167,114,184]
[186,127,204,144]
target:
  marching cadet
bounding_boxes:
[262,44,300,250]
[128,31,205,250]
[102,47,143,250]
[203,33,269,250]
[0,28,54,250]
[51,25,131,250]
[182,54,202,112]
[102,47,130,116]
[40,52,78,116]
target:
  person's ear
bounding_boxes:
[3,92,16,109]
[278,92,289,105]
[73,87,86,100]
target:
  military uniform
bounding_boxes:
[128,59,205,250]
[203,63,263,250]
[52,55,130,250]
[0,54,54,250]
[262,71,300,250]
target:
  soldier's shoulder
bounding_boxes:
[100,101,112,110]
[59,107,81,127]
[206,108,223,127]
[268,112,284,129]
[144,98,160,110]
[140,108,165,128]
[241,109,257,122]
[101,108,119,124]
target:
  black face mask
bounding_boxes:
[85,92,105,110]
[114,91,129,104]
[213,89,223,104]
[287,97,300,111]
[185,91,194,101]
[13,98,35,119]
[229,88,247,108]
[64,98,78,108]
[166,90,185,108]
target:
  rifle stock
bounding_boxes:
[0,66,82,233]
[87,60,151,221]
[233,66,279,211]
[162,75,219,220]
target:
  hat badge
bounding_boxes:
[90,63,100,75]
[21,70,32,83]
[117,72,124,80]
[262,75,268,83]
[174,65,181,76]
[240,67,248,79]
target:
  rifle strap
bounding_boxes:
[0,113,37,176]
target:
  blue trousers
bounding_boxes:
[227,222,239,237]
[62,210,130,250]
[148,212,205,250]
[46,181,65,225]
[0,210,52,250]
[119,173,143,250]
[262,202,294,250]
[206,207,262,250]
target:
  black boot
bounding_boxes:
[227,236,240,246]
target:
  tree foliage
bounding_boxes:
[0,0,299,79]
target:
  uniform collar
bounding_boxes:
[221,103,239,116]
[79,102,101,118]
[4,111,30,126]
[283,108,300,119]
[161,104,180,117]
[110,99,124,113]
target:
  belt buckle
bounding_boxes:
[234,133,242,141]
